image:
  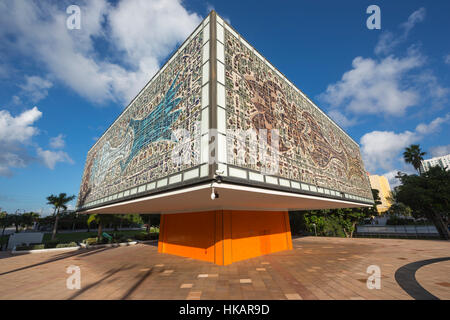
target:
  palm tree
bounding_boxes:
[403,144,426,174]
[0,210,10,250]
[46,193,75,240]
[87,214,114,241]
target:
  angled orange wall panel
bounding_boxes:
[158,210,293,265]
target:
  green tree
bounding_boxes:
[403,144,426,174]
[140,214,160,233]
[21,212,40,230]
[0,210,10,250]
[335,208,373,238]
[301,207,372,238]
[371,189,382,207]
[10,213,23,233]
[87,214,116,240]
[46,193,76,240]
[395,166,450,240]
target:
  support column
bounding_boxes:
[157,210,293,265]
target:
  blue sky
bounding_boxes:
[0,0,449,214]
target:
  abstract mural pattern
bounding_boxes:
[77,30,204,208]
[224,29,372,199]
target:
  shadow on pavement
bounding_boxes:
[0,247,117,276]
[395,256,450,300]
[121,267,154,300]
[68,264,136,300]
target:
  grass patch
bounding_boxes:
[0,234,9,245]
[43,229,158,244]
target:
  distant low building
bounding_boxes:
[368,174,392,214]
[420,154,450,173]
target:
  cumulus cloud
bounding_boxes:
[429,144,450,158]
[360,130,418,172]
[445,54,450,65]
[0,107,74,175]
[0,107,42,144]
[49,134,66,149]
[36,148,73,169]
[320,7,448,127]
[382,170,402,188]
[0,0,201,105]
[0,107,42,176]
[19,76,53,103]
[375,8,426,55]
[415,113,450,135]
[327,110,357,128]
[360,114,450,172]
[320,51,423,116]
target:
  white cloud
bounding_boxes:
[19,75,53,103]
[49,134,66,149]
[383,170,402,188]
[360,114,450,173]
[415,113,450,134]
[429,144,450,157]
[360,130,418,172]
[444,54,450,65]
[0,107,42,176]
[0,0,202,105]
[375,8,425,55]
[327,110,357,128]
[415,72,449,106]
[36,148,73,170]
[0,107,42,144]
[320,7,448,125]
[320,52,423,116]
[401,7,426,36]
[0,107,74,175]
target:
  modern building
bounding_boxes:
[76,11,373,265]
[368,174,392,214]
[420,154,450,173]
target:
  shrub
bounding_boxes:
[45,240,60,248]
[15,244,45,251]
[82,237,98,245]
[134,233,158,241]
[386,216,416,225]
[55,242,78,248]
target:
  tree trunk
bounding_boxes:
[430,212,450,240]
[350,222,357,238]
[146,224,150,234]
[98,223,103,240]
[1,226,6,251]
[51,209,60,240]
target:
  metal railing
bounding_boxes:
[355,225,439,238]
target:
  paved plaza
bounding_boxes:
[0,237,448,300]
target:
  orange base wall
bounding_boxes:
[158,210,293,265]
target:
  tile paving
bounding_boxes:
[0,237,448,300]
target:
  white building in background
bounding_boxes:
[420,154,450,173]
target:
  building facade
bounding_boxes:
[420,154,450,173]
[76,11,374,265]
[368,174,392,214]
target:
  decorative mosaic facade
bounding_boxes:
[77,28,204,208]
[224,29,372,199]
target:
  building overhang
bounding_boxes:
[78,182,372,215]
